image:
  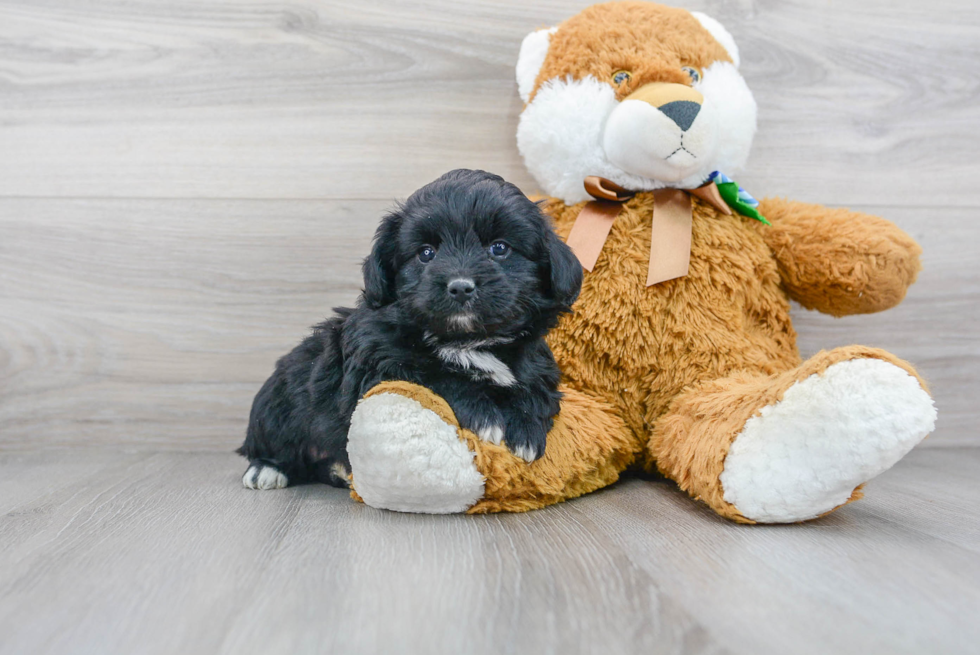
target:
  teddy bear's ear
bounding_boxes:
[690,12,740,68]
[516,27,557,103]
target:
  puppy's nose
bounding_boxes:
[447,278,476,303]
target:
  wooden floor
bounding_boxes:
[2,0,979,653]
[0,447,978,655]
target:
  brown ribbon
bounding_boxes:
[565,176,732,287]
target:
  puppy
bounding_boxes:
[238,169,583,490]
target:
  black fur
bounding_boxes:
[238,169,582,487]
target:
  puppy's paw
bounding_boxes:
[312,458,351,489]
[475,423,505,445]
[242,461,289,490]
[503,423,547,462]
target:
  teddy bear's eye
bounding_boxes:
[681,66,702,84]
[418,245,436,263]
[612,70,632,85]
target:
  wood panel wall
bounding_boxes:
[1,0,977,449]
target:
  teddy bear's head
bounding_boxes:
[516,2,756,204]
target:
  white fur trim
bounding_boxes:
[347,393,485,513]
[435,345,517,387]
[691,12,740,68]
[696,61,757,178]
[720,359,937,523]
[517,65,756,203]
[518,76,624,204]
[516,27,557,103]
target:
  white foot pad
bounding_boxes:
[720,358,937,523]
[347,393,485,514]
[243,464,289,490]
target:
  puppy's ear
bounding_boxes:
[361,212,401,309]
[544,227,583,309]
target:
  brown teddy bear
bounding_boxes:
[345,1,937,523]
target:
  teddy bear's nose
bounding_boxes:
[624,82,704,132]
[658,100,701,132]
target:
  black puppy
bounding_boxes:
[238,169,582,490]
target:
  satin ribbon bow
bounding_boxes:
[565,173,768,287]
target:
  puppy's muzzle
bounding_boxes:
[625,83,704,132]
[447,277,476,304]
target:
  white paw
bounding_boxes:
[476,423,504,445]
[347,393,485,514]
[476,424,540,461]
[242,464,289,490]
[512,444,539,463]
[720,358,937,523]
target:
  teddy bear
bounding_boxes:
[344,1,937,523]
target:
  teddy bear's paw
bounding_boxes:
[719,358,937,523]
[347,392,486,513]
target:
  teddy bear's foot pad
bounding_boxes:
[719,358,936,523]
[348,392,486,513]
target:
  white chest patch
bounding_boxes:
[435,345,517,387]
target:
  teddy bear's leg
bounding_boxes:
[347,381,638,514]
[649,346,937,523]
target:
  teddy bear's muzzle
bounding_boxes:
[625,82,704,130]
[602,81,716,184]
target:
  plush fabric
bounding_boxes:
[756,198,923,316]
[348,387,486,514]
[529,3,731,104]
[718,356,936,522]
[351,380,637,513]
[651,346,931,522]
[544,194,800,437]
[466,386,637,513]
[346,1,938,523]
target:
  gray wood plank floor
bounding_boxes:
[0,447,977,655]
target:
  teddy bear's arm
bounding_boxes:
[755,197,922,317]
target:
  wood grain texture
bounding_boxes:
[0,447,977,655]
[0,0,978,205]
[0,198,384,448]
[1,199,976,448]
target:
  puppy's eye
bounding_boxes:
[612,70,632,86]
[681,66,701,84]
[417,245,436,263]
[488,241,510,258]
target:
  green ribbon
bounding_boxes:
[709,171,770,225]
